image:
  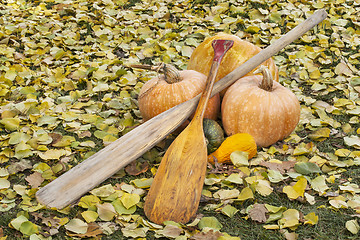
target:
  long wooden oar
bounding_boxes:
[35,9,327,209]
[143,39,233,224]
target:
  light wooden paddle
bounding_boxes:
[143,39,234,224]
[35,9,327,209]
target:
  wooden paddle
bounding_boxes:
[35,9,327,209]
[143,39,233,224]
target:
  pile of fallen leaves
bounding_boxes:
[0,0,360,239]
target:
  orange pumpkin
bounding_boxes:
[137,64,220,122]
[221,66,300,147]
[187,33,278,96]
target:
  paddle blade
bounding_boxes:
[143,125,207,224]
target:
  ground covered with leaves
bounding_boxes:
[0,0,360,239]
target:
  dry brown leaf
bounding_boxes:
[49,133,63,146]
[125,161,149,176]
[190,229,223,240]
[248,204,269,223]
[78,131,92,138]
[259,161,296,174]
[67,222,103,238]
[25,172,44,188]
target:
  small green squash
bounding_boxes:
[203,118,224,153]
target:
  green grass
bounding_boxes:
[199,191,357,240]
[205,212,284,240]
[0,210,20,238]
[340,167,360,185]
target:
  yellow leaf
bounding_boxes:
[335,61,353,76]
[283,177,307,200]
[214,189,240,200]
[181,45,193,58]
[267,170,286,183]
[0,178,10,190]
[245,25,261,33]
[315,109,341,128]
[278,209,300,229]
[112,198,137,215]
[255,180,273,196]
[293,177,307,194]
[313,1,325,8]
[52,136,76,147]
[263,224,280,230]
[121,192,140,209]
[217,233,241,240]
[309,68,321,79]
[78,195,101,209]
[346,220,360,234]
[224,173,243,185]
[309,156,327,167]
[230,151,249,167]
[103,134,118,143]
[237,187,254,201]
[308,128,330,141]
[327,175,336,183]
[65,219,88,234]
[10,215,28,230]
[38,149,68,160]
[293,142,312,155]
[54,216,69,226]
[14,141,33,159]
[19,221,39,236]
[283,186,299,200]
[9,132,31,145]
[90,184,115,198]
[348,200,360,213]
[344,136,360,149]
[339,184,360,194]
[329,197,348,209]
[96,202,116,221]
[4,68,17,81]
[0,118,21,131]
[310,175,329,195]
[305,193,316,205]
[61,111,79,121]
[81,210,98,223]
[304,212,318,225]
[335,149,352,157]
[245,175,264,184]
[265,204,287,213]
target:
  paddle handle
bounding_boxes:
[193,40,234,120]
[211,9,327,97]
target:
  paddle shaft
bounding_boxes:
[193,40,234,120]
[36,9,327,209]
[144,40,234,224]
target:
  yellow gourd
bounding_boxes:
[208,133,257,164]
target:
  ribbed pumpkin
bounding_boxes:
[208,133,257,164]
[137,64,220,121]
[187,33,278,96]
[221,66,300,147]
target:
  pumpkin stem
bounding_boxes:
[130,63,182,84]
[255,66,273,91]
